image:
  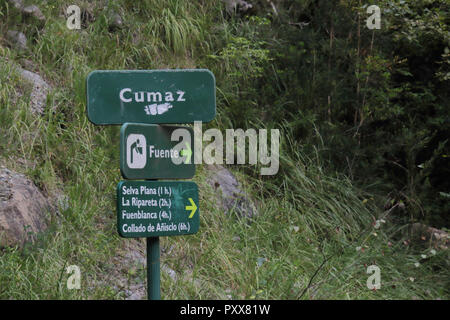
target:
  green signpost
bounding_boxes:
[120,123,195,179]
[86,68,215,300]
[86,69,216,124]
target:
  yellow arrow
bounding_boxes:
[185,198,197,218]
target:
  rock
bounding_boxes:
[0,58,50,114]
[410,223,449,249]
[20,59,36,71]
[124,246,146,265]
[19,68,50,114]
[16,65,50,115]
[162,264,178,282]
[106,238,184,299]
[6,30,27,51]
[126,284,145,300]
[7,1,45,26]
[123,242,177,282]
[108,12,123,31]
[223,0,253,16]
[206,165,257,218]
[22,5,46,22]
[105,239,146,300]
[7,0,23,10]
[0,167,51,247]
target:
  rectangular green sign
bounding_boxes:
[120,123,195,179]
[87,69,216,124]
[117,181,199,238]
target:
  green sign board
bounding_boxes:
[120,123,194,179]
[117,180,199,238]
[87,69,216,125]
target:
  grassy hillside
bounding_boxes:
[0,0,448,299]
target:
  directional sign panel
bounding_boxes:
[120,123,194,179]
[87,69,216,125]
[117,181,199,238]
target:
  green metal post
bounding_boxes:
[147,237,160,300]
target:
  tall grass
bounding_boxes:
[157,148,448,299]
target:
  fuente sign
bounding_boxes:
[120,123,195,179]
[86,69,216,124]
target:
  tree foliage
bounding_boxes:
[210,0,449,227]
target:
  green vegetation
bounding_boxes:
[0,0,448,299]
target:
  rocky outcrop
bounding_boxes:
[0,167,51,247]
[222,0,253,16]
[18,67,50,114]
[1,58,51,114]
[206,165,257,218]
[22,4,46,23]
